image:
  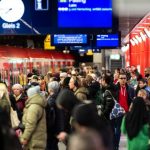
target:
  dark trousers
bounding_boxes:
[111,116,123,150]
[46,136,59,150]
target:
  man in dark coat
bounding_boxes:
[46,81,64,150]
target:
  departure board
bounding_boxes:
[96,34,120,48]
[51,34,88,45]
[58,0,112,28]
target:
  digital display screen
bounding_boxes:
[52,34,88,45]
[58,0,112,28]
[96,34,120,48]
[0,0,33,34]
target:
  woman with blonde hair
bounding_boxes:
[0,82,11,125]
[0,83,11,112]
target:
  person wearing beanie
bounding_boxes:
[20,85,47,150]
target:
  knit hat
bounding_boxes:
[60,72,68,78]
[48,81,60,93]
[27,85,40,97]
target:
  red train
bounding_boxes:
[0,46,75,87]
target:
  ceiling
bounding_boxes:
[119,11,150,46]
[119,16,142,43]
[114,0,150,45]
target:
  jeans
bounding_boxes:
[111,116,123,150]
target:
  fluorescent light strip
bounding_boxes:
[140,32,146,41]
[144,28,150,38]
[135,35,142,43]
[136,27,145,29]
[133,37,139,44]
[130,39,135,46]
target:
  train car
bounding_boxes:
[0,46,75,87]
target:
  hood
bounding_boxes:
[76,87,89,95]
[26,93,46,108]
[56,89,80,112]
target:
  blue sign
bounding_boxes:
[58,0,112,28]
[96,34,120,48]
[52,34,88,45]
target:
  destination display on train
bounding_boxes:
[58,0,112,28]
[52,34,88,45]
[96,34,119,48]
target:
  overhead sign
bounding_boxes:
[58,0,112,28]
[51,34,88,46]
[44,34,55,50]
[96,33,120,48]
[86,49,93,55]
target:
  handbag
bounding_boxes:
[105,90,125,120]
[10,107,20,128]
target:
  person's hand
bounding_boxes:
[21,139,28,145]
[57,132,68,142]
[15,129,22,137]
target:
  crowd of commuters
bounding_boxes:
[0,64,150,150]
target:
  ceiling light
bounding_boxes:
[132,33,138,34]
[144,28,150,38]
[130,39,136,46]
[140,32,146,41]
[121,44,129,52]
[135,35,142,43]
[133,38,139,44]
[133,29,141,32]
[142,23,150,25]
[136,27,145,29]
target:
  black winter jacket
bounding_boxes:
[46,93,65,137]
[100,86,115,120]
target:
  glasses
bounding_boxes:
[119,78,126,80]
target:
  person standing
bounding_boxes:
[20,85,47,150]
[113,73,135,150]
[10,84,27,121]
[46,81,64,150]
[121,97,149,150]
[69,76,89,101]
